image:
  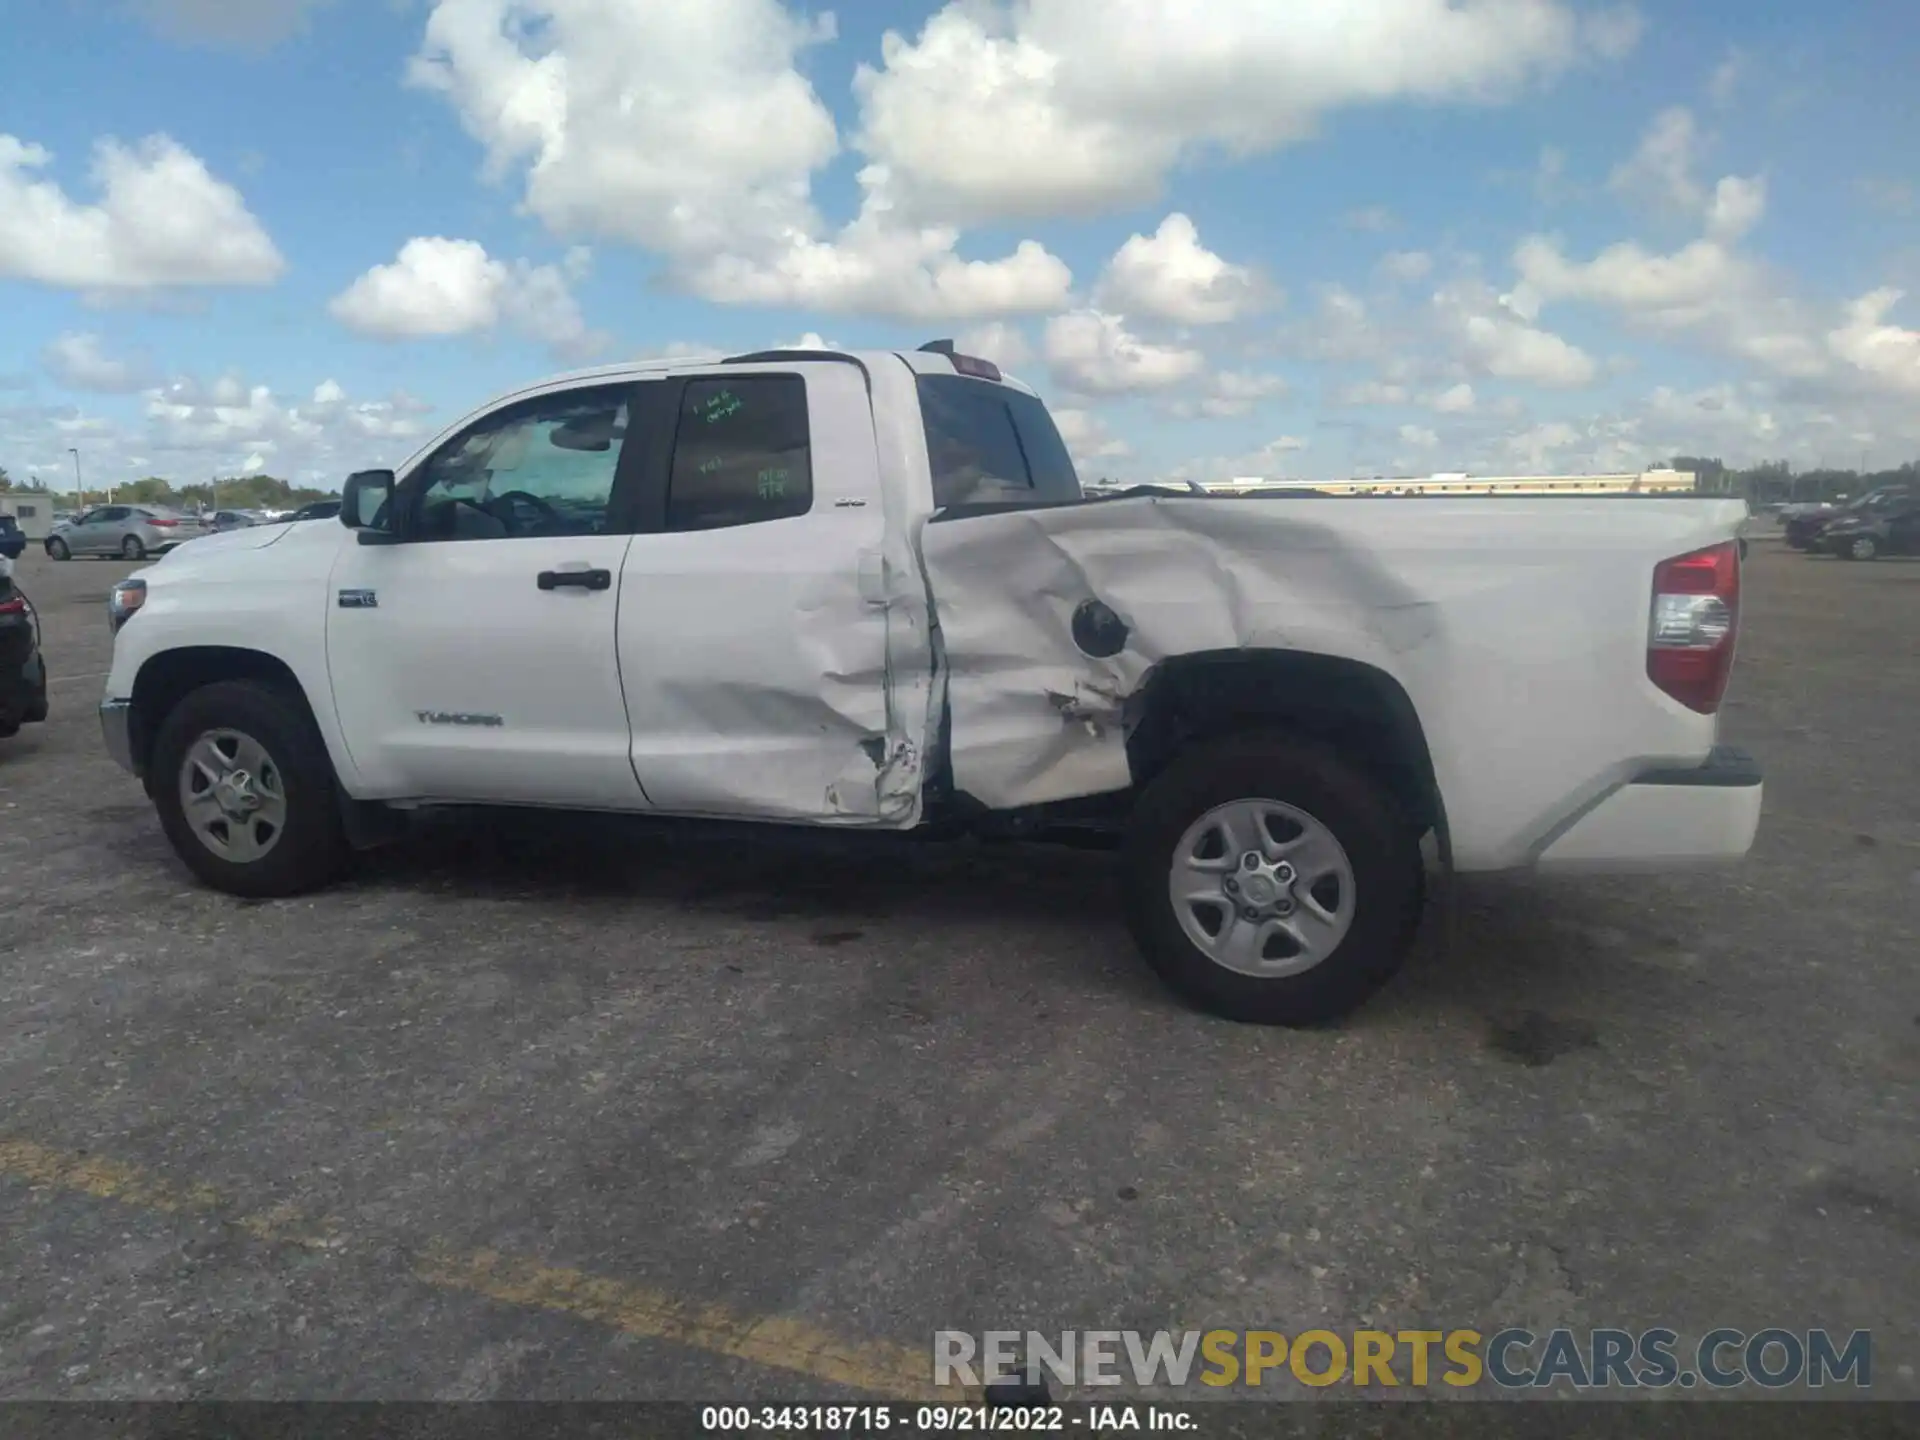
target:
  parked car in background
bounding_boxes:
[209,509,263,533]
[0,515,25,561]
[1821,493,1920,560]
[1785,486,1913,550]
[0,559,48,739]
[286,498,342,522]
[43,504,210,560]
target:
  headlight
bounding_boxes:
[108,578,147,632]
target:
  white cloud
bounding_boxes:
[1705,175,1766,243]
[128,0,334,49]
[1379,250,1433,284]
[1097,214,1263,325]
[686,222,1071,321]
[328,236,608,360]
[955,322,1034,369]
[1430,382,1477,413]
[1607,106,1764,243]
[0,133,283,290]
[1398,423,1439,449]
[3,372,438,489]
[1433,279,1597,387]
[1828,289,1920,398]
[1708,50,1744,109]
[1336,379,1410,406]
[1344,206,1398,233]
[42,332,150,392]
[1053,407,1132,467]
[1608,107,1705,216]
[409,0,1068,322]
[1169,435,1309,483]
[1197,370,1288,418]
[1043,310,1205,394]
[853,0,1640,226]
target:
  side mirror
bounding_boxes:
[341,469,397,544]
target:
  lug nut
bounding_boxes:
[1274,862,1294,883]
[1243,853,1261,871]
[1223,877,1239,895]
[1274,898,1295,916]
[1242,908,1262,923]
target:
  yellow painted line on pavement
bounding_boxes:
[1,1137,946,1401]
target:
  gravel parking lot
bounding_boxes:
[1,536,1916,1403]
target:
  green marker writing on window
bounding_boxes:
[698,456,723,474]
[757,468,789,498]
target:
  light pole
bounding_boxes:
[68,448,83,507]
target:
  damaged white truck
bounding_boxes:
[99,342,1762,1024]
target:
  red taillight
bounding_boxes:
[1647,540,1740,713]
[147,517,178,528]
[0,596,25,616]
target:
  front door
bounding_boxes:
[325,380,651,808]
[71,507,125,554]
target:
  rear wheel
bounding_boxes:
[46,536,69,561]
[150,680,348,898]
[1847,535,1879,561]
[122,534,146,560]
[1123,733,1425,1026]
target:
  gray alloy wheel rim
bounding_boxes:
[179,727,289,863]
[123,536,142,558]
[1851,536,1875,559]
[1168,798,1357,978]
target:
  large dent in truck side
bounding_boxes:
[918,498,1436,811]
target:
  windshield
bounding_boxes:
[917,375,1082,508]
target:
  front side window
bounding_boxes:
[666,376,812,531]
[917,375,1082,508]
[411,385,632,542]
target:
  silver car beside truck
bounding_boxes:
[45,504,210,560]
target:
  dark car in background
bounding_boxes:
[1821,493,1920,560]
[1785,485,1914,550]
[287,498,342,522]
[0,516,25,561]
[0,568,47,739]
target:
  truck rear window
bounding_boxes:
[917,375,1082,508]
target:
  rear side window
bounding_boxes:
[666,376,813,531]
[917,375,1082,508]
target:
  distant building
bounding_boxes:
[1199,468,1697,497]
[0,494,54,539]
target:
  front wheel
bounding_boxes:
[150,679,348,898]
[1123,733,1425,1026]
[46,536,69,561]
[1847,535,1879,561]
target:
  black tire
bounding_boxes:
[1123,732,1425,1026]
[122,534,146,560]
[149,679,348,898]
[46,536,69,561]
[1847,536,1879,561]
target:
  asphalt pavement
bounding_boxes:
[0,536,1915,1404]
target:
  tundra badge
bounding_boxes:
[337,589,378,608]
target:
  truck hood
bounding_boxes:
[153,523,297,563]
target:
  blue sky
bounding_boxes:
[3,0,1918,491]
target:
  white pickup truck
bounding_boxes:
[99,342,1762,1024]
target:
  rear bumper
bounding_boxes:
[1534,746,1762,873]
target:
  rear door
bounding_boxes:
[615,361,920,824]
